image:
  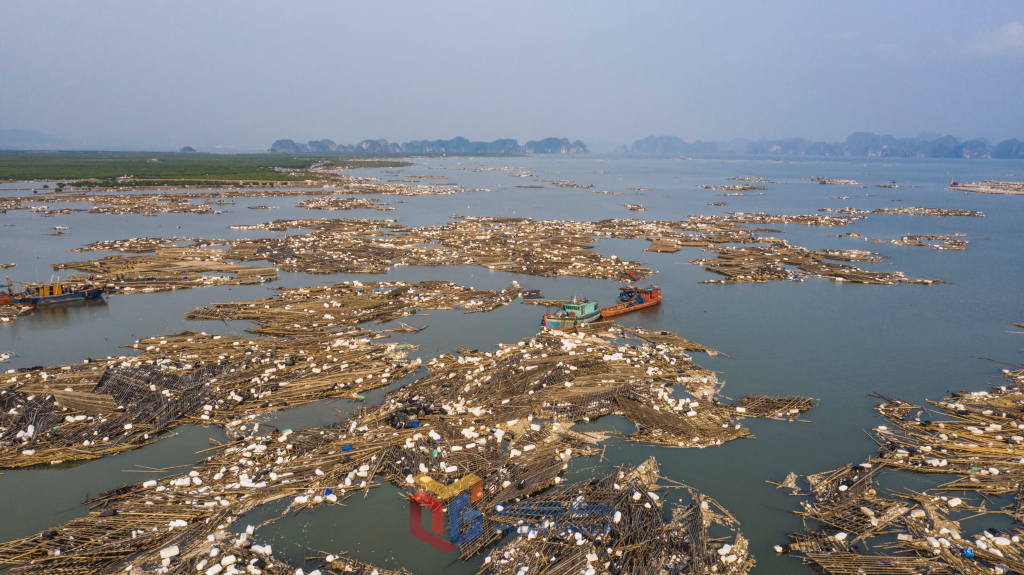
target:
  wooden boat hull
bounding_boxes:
[601,295,661,318]
[9,287,104,307]
[542,309,602,330]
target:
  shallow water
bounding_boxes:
[2,155,1023,573]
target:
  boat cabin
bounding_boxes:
[619,285,660,303]
[19,280,78,294]
[561,299,599,318]
[25,282,76,297]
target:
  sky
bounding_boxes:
[1,1,1023,150]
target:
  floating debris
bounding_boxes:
[645,238,684,253]
[0,325,417,469]
[831,232,969,251]
[218,212,861,282]
[623,326,725,357]
[478,458,754,575]
[948,180,1024,195]
[0,281,539,469]
[624,204,646,211]
[727,177,783,184]
[692,240,942,285]
[223,217,654,282]
[55,209,953,291]
[0,313,814,469]
[0,307,29,323]
[550,182,594,189]
[0,312,810,574]
[819,206,984,217]
[804,177,861,185]
[53,246,278,294]
[868,369,1024,508]
[0,176,487,217]
[704,213,859,227]
[295,197,393,211]
[592,191,620,195]
[699,185,768,192]
[71,237,217,253]
[777,334,1024,575]
[246,205,278,210]
[185,280,526,336]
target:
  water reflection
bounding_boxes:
[21,294,110,324]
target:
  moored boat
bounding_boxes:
[3,277,105,307]
[600,285,661,318]
[542,296,601,330]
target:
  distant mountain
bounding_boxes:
[630,136,717,155]
[272,132,1024,159]
[524,138,588,154]
[744,132,1004,159]
[270,137,588,155]
[272,139,354,153]
[270,139,304,153]
[306,139,338,153]
[0,129,72,150]
[353,139,403,153]
[401,137,523,154]
[992,139,1024,159]
[619,132,1024,159]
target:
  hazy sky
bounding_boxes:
[2,1,1023,149]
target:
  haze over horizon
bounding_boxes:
[2,1,1022,150]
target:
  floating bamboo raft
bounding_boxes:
[692,240,942,285]
[948,180,1024,195]
[53,245,278,294]
[0,284,816,574]
[775,331,1024,575]
[50,205,964,289]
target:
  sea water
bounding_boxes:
[1,155,1022,573]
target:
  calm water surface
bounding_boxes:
[1,156,1023,574]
